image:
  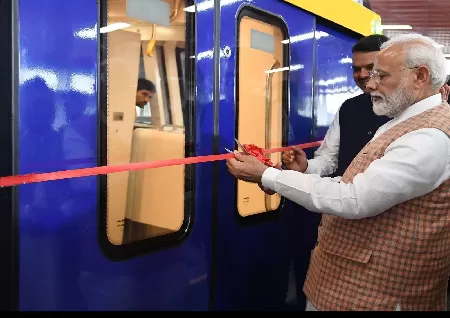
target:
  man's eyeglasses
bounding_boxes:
[369,66,419,83]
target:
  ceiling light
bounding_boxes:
[183,5,195,12]
[380,25,412,30]
[99,22,131,33]
[444,54,450,58]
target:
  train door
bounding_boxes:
[213,0,317,310]
[3,0,217,311]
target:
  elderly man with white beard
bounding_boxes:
[226,33,450,311]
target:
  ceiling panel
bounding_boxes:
[369,0,450,50]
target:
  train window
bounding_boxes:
[235,7,288,218]
[100,0,195,255]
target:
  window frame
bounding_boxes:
[234,5,290,226]
[97,0,196,261]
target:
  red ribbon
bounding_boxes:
[0,141,322,187]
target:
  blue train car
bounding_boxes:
[0,0,381,311]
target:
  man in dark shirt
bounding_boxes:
[283,35,391,177]
[135,78,156,108]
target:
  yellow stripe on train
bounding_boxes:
[284,0,382,36]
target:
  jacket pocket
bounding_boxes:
[321,241,373,264]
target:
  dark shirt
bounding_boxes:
[332,93,390,177]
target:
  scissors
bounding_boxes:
[225,138,287,170]
[224,138,249,154]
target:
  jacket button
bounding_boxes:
[368,131,372,135]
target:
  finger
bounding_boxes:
[226,157,239,167]
[291,146,305,155]
[274,162,282,170]
[281,153,291,162]
[226,160,237,174]
[233,150,245,162]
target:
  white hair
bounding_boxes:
[380,33,447,89]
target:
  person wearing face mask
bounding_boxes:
[226,33,450,311]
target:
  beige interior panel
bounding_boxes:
[237,17,284,217]
[107,29,142,245]
[126,128,185,235]
[141,41,166,127]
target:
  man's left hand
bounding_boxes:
[226,151,269,184]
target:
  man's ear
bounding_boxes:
[414,66,431,89]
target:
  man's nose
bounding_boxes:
[365,76,377,91]
[360,68,371,78]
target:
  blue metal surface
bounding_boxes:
[215,1,359,310]
[17,0,213,310]
[16,0,360,311]
[313,23,360,141]
[216,0,315,310]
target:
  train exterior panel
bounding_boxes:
[0,0,378,311]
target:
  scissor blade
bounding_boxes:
[234,138,249,155]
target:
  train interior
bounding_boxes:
[106,0,188,245]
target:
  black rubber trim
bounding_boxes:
[309,16,317,159]
[208,0,221,310]
[0,0,19,311]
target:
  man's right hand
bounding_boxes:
[281,146,308,172]
[440,84,449,102]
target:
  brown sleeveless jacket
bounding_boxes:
[304,102,450,311]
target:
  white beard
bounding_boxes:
[371,79,416,118]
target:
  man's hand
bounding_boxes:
[440,84,450,102]
[226,151,270,184]
[281,146,308,172]
[258,162,282,195]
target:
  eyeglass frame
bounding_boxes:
[368,66,420,83]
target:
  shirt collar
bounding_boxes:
[394,93,443,123]
[373,93,443,139]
